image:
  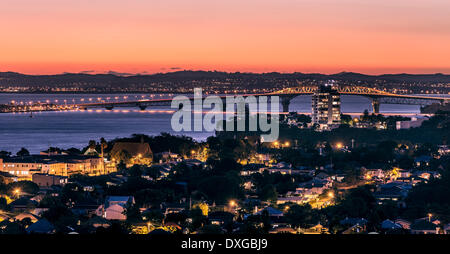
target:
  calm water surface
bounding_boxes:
[0,93,428,153]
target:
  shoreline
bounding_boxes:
[0,91,183,94]
[0,91,448,95]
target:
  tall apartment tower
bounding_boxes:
[312,84,341,130]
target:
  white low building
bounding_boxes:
[97,196,135,221]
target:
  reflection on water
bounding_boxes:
[0,93,425,153]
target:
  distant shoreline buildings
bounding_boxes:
[0,155,105,181]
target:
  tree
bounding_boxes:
[60,183,85,203]
[124,204,142,223]
[296,114,312,124]
[192,202,209,216]
[144,166,161,180]
[7,181,39,195]
[1,222,26,234]
[241,213,271,234]
[111,149,132,165]
[341,114,353,125]
[88,140,97,149]
[16,148,30,157]
[65,147,81,155]
[142,209,164,225]
[0,150,11,158]
[362,109,370,121]
[100,137,108,157]
[96,222,129,234]
[0,197,7,210]
[117,161,127,171]
[336,186,376,218]
[285,204,318,228]
[210,157,242,173]
[198,225,224,234]
[197,173,243,203]
[258,184,278,202]
[190,208,208,230]
[127,165,143,177]
[41,196,76,231]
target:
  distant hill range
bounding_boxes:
[0,71,449,92]
[1,70,450,82]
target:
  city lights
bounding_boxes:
[0,0,448,240]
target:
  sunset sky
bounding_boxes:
[1,0,450,75]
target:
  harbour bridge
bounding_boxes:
[76,85,449,114]
[269,85,449,113]
[3,85,449,114]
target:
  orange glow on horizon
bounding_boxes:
[1,0,450,75]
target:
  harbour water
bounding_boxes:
[0,93,427,153]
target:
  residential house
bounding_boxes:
[396,117,426,130]
[438,145,450,156]
[395,219,412,230]
[208,211,235,226]
[410,219,440,234]
[364,168,385,179]
[86,216,111,228]
[398,169,412,178]
[340,217,368,227]
[374,183,410,204]
[26,219,55,234]
[98,196,135,221]
[269,226,296,234]
[0,155,104,180]
[315,172,331,181]
[162,202,186,216]
[254,207,284,219]
[71,198,100,216]
[296,178,332,198]
[154,152,180,163]
[414,155,432,167]
[240,164,266,176]
[0,171,17,184]
[415,171,441,181]
[32,173,68,187]
[14,212,39,223]
[340,217,367,234]
[443,223,450,234]
[9,197,38,212]
[183,159,204,168]
[277,196,307,205]
[381,219,402,230]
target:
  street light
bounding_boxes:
[328,191,334,198]
[14,188,21,198]
[336,143,343,149]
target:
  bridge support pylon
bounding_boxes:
[371,98,380,114]
[105,105,114,110]
[280,97,292,113]
[138,105,147,110]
